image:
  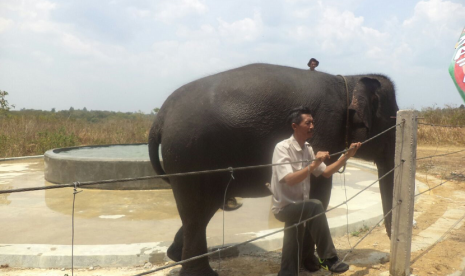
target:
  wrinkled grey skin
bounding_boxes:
[149,63,398,276]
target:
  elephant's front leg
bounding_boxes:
[305,175,333,260]
[310,175,333,209]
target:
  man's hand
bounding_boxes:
[315,151,330,162]
[321,142,361,178]
[309,151,330,170]
[344,142,362,158]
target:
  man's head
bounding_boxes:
[287,106,315,140]
[307,58,319,71]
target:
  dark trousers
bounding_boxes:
[274,199,337,276]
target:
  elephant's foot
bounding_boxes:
[179,266,218,276]
[167,243,182,262]
[219,197,243,211]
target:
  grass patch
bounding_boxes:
[351,225,370,237]
[417,105,465,146]
[0,109,155,158]
[0,105,463,158]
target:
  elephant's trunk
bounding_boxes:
[374,130,396,238]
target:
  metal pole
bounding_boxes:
[390,110,418,276]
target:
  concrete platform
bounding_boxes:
[0,158,413,268]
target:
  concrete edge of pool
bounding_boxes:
[44,144,170,190]
[0,211,386,269]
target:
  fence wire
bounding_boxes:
[1,112,463,274]
[418,122,465,128]
[416,149,465,160]
[0,121,411,274]
[414,169,465,198]
[0,123,401,196]
[341,200,402,263]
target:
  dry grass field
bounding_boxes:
[0,110,154,158]
[1,106,464,158]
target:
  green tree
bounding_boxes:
[0,90,15,114]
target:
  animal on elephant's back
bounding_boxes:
[148,63,398,276]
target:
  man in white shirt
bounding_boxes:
[270,106,361,275]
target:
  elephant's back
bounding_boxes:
[156,63,344,172]
[162,63,337,125]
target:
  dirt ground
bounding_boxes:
[2,146,464,276]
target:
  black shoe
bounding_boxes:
[301,254,321,272]
[319,256,349,273]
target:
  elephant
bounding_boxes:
[148,63,398,276]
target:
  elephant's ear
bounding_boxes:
[348,77,381,129]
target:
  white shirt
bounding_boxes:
[270,135,326,214]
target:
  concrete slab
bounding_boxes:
[0,158,416,268]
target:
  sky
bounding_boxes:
[0,0,464,113]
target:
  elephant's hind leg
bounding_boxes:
[167,226,183,262]
[171,176,221,276]
[180,218,218,276]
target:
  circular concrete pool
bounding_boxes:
[44,144,169,190]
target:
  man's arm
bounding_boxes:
[283,157,325,186]
[321,142,361,178]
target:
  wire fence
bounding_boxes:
[1,117,464,275]
[416,149,465,160]
[0,123,400,195]
[0,122,400,276]
[130,120,464,275]
[418,122,465,128]
[414,169,465,198]
[134,164,401,276]
[405,120,465,273]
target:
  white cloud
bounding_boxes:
[61,33,96,56]
[1,0,464,112]
[217,12,263,43]
[398,0,465,65]
[7,0,56,20]
[289,5,391,56]
[1,0,57,33]
[176,24,216,39]
[150,38,225,76]
[403,0,465,41]
[0,17,13,33]
[127,7,152,19]
[404,0,465,26]
[35,1,56,13]
[154,0,208,23]
[320,8,364,36]
[31,50,53,64]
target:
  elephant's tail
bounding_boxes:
[148,121,169,184]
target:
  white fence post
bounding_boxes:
[390,110,418,276]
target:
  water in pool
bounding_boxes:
[57,144,149,160]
